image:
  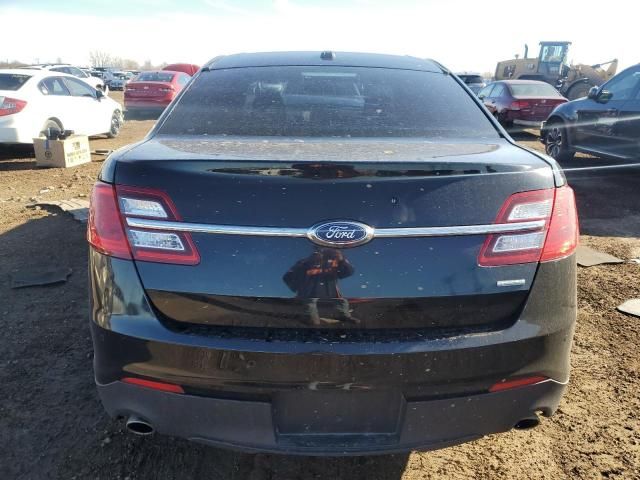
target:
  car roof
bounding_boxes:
[613,63,640,76]
[137,70,177,74]
[205,51,445,73]
[0,68,75,79]
[496,79,551,85]
[22,64,77,69]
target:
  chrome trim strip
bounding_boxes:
[126,218,546,238]
[372,221,545,237]
[126,218,309,237]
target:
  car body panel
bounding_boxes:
[89,52,577,454]
[617,95,640,155]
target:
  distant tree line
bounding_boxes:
[0,51,168,70]
[89,50,167,70]
[0,59,27,68]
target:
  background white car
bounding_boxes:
[20,64,106,91]
[0,69,123,144]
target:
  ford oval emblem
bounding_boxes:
[308,221,374,248]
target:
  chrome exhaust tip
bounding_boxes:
[125,416,155,436]
[514,414,541,430]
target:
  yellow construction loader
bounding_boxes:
[495,41,618,100]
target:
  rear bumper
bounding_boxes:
[505,111,547,126]
[513,119,543,128]
[90,249,577,454]
[124,105,167,113]
[124,98,172,110]
[97,377,566,455]
[0,122,34,144]
[0,127,22,143]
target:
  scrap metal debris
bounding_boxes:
[31,199,90,223]
[11,267,72,289]
[617,299,640,318]
[576,245,624,267]
[92,149,113,156]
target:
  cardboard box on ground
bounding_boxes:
[33,135,91,168]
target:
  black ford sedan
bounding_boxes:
[543,63,640,161]
[88,51,578,455]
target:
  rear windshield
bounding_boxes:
[510,83,562,97]
[136,72,174,82]
[0,74,31,91]
[158,66,498,139]
[458,75,484,85]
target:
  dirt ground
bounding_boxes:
[1,93,639,479]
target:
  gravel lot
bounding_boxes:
[1,93,639,479]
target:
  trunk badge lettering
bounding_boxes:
[308,221,374,248]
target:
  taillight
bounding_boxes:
[540,186,579,262]
[0,96,27,116]
[87,183,132,259]
[87,183,200,265]
[509,99,530,110]
[478,186,578,267]
[159,87,175,92]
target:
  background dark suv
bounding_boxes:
[543,64,640,161]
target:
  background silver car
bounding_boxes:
[456,72,487,95]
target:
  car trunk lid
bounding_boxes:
[125,82,173,98]
[111,136,554,331]
[512,97,567,121]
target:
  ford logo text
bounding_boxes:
[308,221,374,248]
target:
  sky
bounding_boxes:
[0,0,636,73]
